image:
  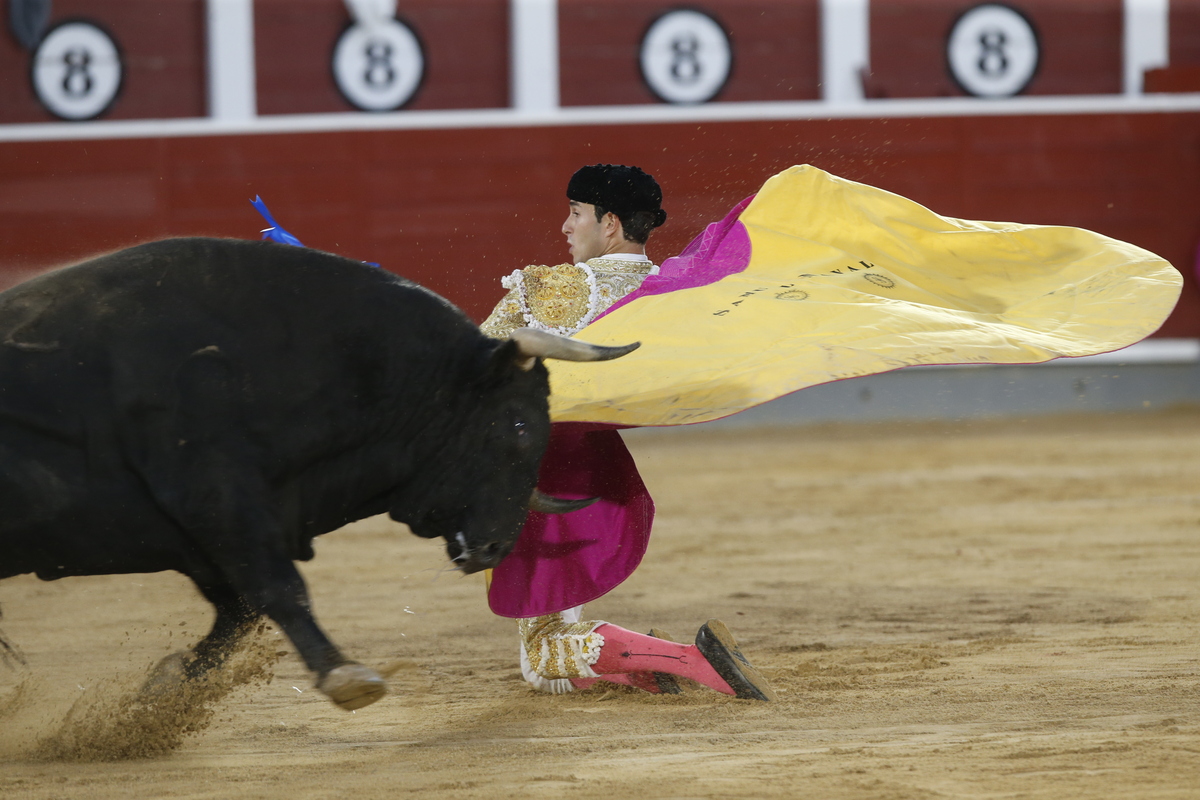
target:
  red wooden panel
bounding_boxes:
[868,0,1122,98]
[1,113,1197,335]
[558,0,820,106]
[254,0,508,114]
[0,0,204,123]
[1144,66,1200,92]
[1170,0,1200,65]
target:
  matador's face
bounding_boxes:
[562,200,610,264]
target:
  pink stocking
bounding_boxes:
[588,624,736,695]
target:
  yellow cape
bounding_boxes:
[547,165,1181,426]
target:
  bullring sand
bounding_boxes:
[2,409,1199,798]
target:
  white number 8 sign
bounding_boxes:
[332,18,424,111]
[640,9,732,105]
[32,20,123,120]
[947,4,1040,98]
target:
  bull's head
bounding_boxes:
[391,328,637,574]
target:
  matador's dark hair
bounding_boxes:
[567,164,667,244]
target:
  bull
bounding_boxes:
[0,237,635,710]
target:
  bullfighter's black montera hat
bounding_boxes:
[567,164,668,228]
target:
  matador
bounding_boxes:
[480,164,775,701]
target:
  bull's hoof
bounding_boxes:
[140,650,191,699]
[317,663,387,711]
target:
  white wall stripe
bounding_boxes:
[820,0,870,105]
[205,0,257,121]
[1073,338,1200,365]
[3,92,1199,143]
[912,339,1200,369]
[1124,0,1170,95]
[511,0,559,111]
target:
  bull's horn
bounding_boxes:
[529,489,599,515]
[511,327,639,370]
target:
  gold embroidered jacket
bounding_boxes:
[480,256,658,339]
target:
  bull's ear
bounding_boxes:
[510,328,639,370]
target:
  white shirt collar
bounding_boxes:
[579,252,651,266]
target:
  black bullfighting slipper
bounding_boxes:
[647,628,683,695]
[695,619,777,701]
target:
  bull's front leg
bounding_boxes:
[185,581,258,678]
[239,554,386,710]
[153,475,385,708]
[141,579,259,698]
[158,560,385,710]
[136,350,387,710]
[186,501,387,710]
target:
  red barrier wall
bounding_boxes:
[867,0,1123,98]
[558,0,821,105]
[254,0,510,113]
[2,112,1197,336]
[0,0,206,123]
[1174,0,1200,64]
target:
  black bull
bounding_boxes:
[0,238,635,710]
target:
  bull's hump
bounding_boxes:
[7,238,399,325]
[103,237,395,293]
[0,237,479,365]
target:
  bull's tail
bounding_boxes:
[0,606,26,668]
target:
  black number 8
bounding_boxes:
[363,40,395,88]
[62,47,93,97]
[977,29,1008,76]
[670,33,702,84]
